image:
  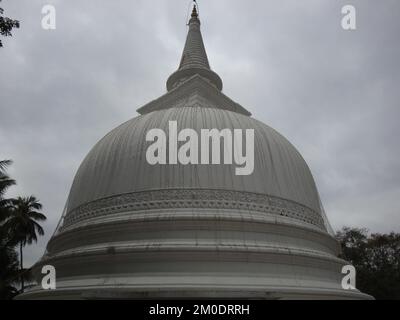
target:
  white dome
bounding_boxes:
[20,6,371,300]
[65,104,325,231]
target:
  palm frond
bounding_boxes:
[0,176,16,196]
[33,221,45,236]
[0,160,13,172]
[28,211,47,221]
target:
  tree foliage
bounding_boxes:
[5,196,46,246]
[0,0,20,47]
[336,227,400,300]
[0,159,19,299]
[0,160,46,299]
[0,228,20,300]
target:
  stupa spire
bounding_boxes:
[166,2,223,91]
[191,2,198,18]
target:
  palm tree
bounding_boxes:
[0,160,15,218]
[0,227,20,299]
[0,159,19,298]
[5,196,46,292]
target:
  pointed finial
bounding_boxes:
[165,0,223,92]
[191,2,198,18]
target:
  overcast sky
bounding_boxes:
[1,0,399,267]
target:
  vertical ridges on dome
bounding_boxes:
[166,2,223,92]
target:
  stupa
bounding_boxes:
[21,4,371,299]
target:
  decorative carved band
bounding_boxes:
[61,189,325,230]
